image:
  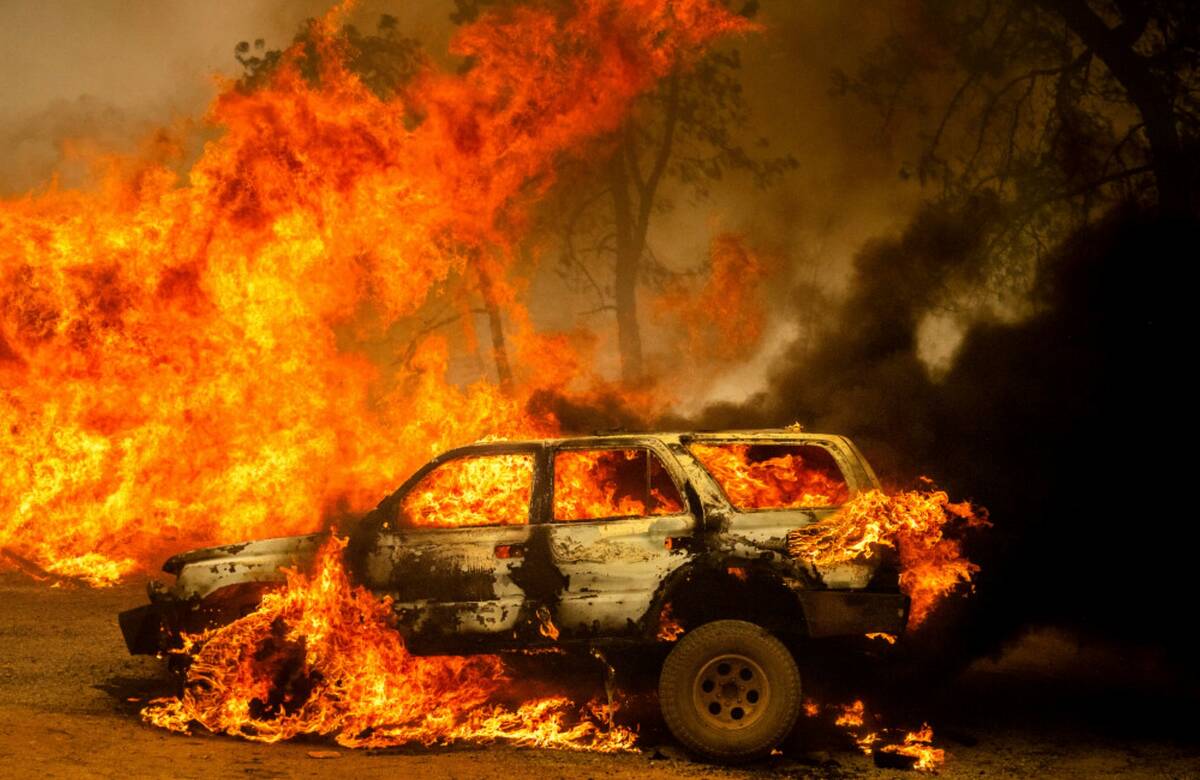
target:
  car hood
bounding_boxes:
[162,532,328,575]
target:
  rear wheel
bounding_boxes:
[658,619,801,763]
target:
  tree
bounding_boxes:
[234,15,521,389]
[834,0,1199,300]
[239,2,795,388]
[454,0,795,384]
[555,39,795,383]
[236,14,424,100]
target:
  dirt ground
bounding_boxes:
[1,573,1196,779]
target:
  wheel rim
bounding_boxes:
[691,653,771,730]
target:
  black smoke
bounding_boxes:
[690,199,1197,675]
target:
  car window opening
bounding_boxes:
[554,448,684,522]
[689,442,849,510]
[401,453,535,528]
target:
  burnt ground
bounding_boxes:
[0,573,1196,779]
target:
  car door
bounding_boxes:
[361,444,543,641]
[544,440,696,637]
[685,436,870,588]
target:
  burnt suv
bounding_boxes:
[120,430,907,761]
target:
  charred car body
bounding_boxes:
[120,430,907,761]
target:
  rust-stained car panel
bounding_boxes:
[119,430,908,657]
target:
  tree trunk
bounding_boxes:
[609,152,645,384]
[471,253,513,393]
[606,71,680,385]
[1042,0,1195,217]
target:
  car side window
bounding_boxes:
[689,442,850,510]
[399,453,534,529]
[553,448,684,522]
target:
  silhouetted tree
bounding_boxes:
[835,0,1198,298]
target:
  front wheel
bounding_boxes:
[658,619,801,763]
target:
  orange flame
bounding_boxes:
[0,0,751,584]
[553,449,683,521]
[690,443,851,509]
[809,697,946,773]
[402,453,535,529]
[788,486,989,629]
[143,537,634,751]
[654,233,773,363]
[880,724,945,772]
[835,699,865,728]
[656,602,684,642]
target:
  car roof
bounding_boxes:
[449,429,844,452]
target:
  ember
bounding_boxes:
[656,603,684,642]
[143,537,634,751]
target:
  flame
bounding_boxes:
[553,449,682,521]
[864,632,897,644]
[835,699,865,728]
[787,486,989,629]
[689,443,850,509]
[654,233,772,363]
[143,537,634,751]
[401,453,535,529]
[656,602,684,642]
[0,0,751,584]
[880,724,945,772]
[809,697,946,773]
[535,605,561,640]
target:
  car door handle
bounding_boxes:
[495,543,525,559]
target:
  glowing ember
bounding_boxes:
[656,603,684,642]
[535,605,561,640]
[0,0,751,584]
[865,632,897,644]
[689,443,850,509]
[142,537,635,751]
[787,485,989,629]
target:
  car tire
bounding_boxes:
[658,619,801,763]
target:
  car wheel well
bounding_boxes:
[647,562,808,641]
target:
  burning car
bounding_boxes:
[120,430,908,761]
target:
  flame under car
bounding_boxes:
[119,430,907,761]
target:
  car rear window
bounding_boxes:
[554,448,684,522]
[688,442,849,510]
[400,453,534,528]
